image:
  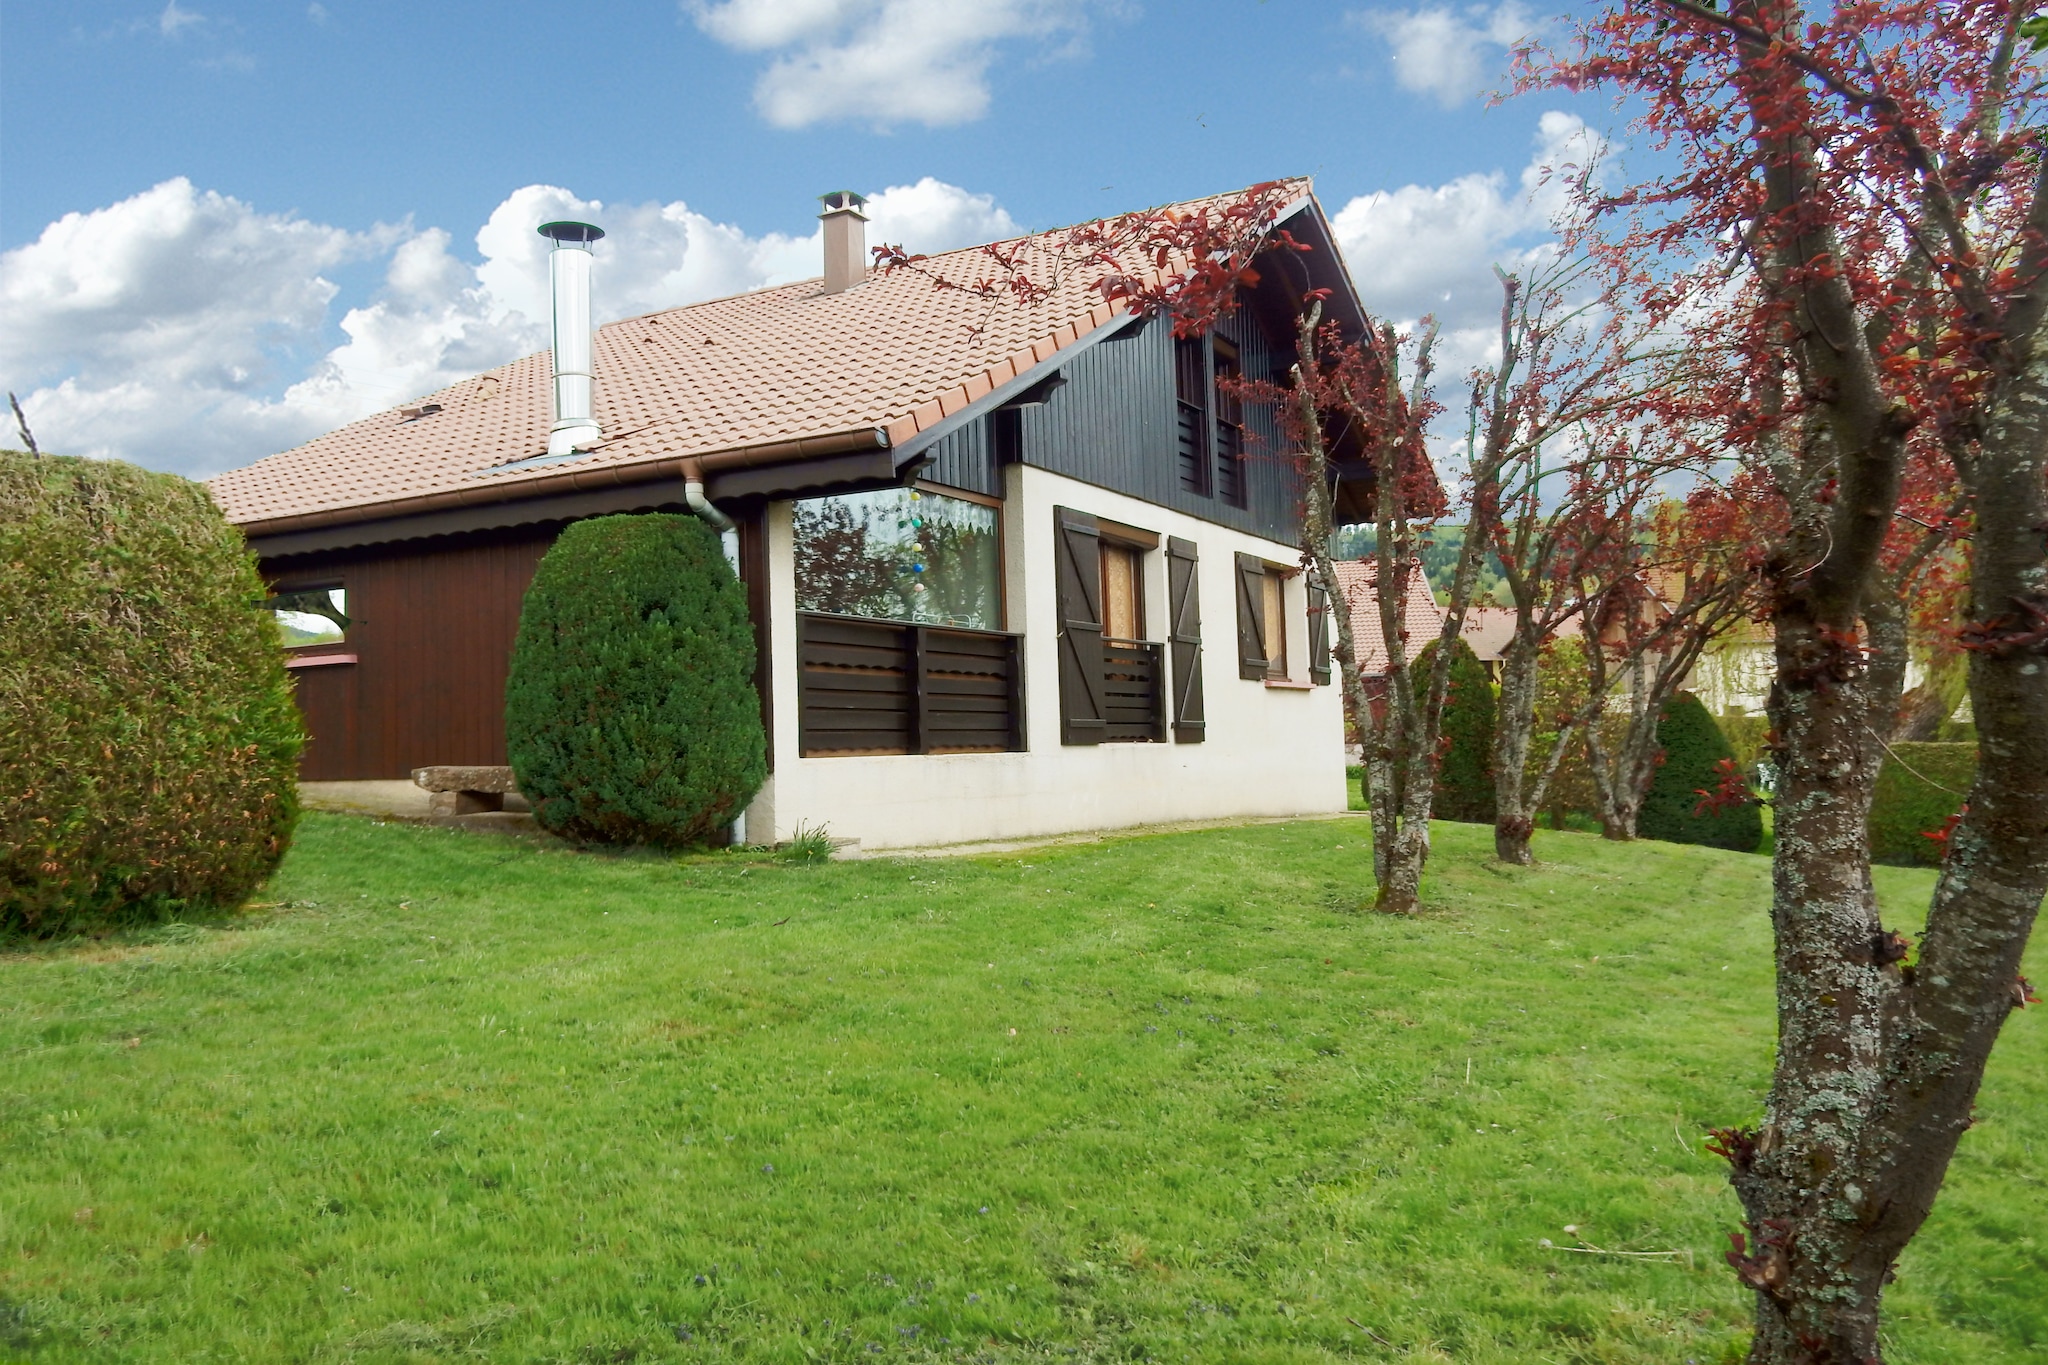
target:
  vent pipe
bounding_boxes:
[818,191,868,294]
[537,220,605,456]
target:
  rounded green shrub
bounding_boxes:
[1640,691,1762,852]
[1422,637,1496,824]
[505,513,765,848]
[1,452,303,937]
[1870,741,1975,867]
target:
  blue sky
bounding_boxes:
[1,0,1610,477]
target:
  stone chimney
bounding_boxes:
[818,190,869,294]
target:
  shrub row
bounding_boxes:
[1870,742,1976,867]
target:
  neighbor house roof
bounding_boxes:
[210,181,1321,537]
[1458,606,1518,663]
[1331,559,1443,675]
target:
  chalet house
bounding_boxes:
[209,184,1368,850]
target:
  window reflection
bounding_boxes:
[793,487,1001,631]
[272,586,347,648]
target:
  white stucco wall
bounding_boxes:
[742,465,1347,849]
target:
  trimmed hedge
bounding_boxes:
[1,452,303,936]
[1423,637,1496,824]
[1871,742,1976,867]
[1640,691,1762,852]
[505,513,765,848]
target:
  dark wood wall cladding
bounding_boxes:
[266,528,556,780]
[797,612,1022,756]
[918,419,1001,496]
[1014,310,1300,544]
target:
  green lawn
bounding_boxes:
[2,815,2041,1364]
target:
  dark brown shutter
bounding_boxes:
[1234,552,1268,680]
[1307,579,1332,686]
[1055,507,1105,744]
[1166,536,1205,741]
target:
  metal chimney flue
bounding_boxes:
[818,190,868,294]
[538,220,605,456]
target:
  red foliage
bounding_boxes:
[1693,757,1755,817]
[1921,803,1968,852]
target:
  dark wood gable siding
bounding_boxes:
[918,420,1002,497]
[1012,312,1299,544]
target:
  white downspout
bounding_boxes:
[685,473,748,847]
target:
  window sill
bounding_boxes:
[1262,677,1313,691]
[286,652,357,669]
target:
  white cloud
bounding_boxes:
[1355,2,1534,107]
[1329,111,1602,473]
[1332,111,1598,336]
[1,177,1019,477]
[158,1,204,36]
[690,0,1105,128]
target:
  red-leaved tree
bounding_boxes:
[1535,3,2048,1358]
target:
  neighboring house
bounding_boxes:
[1328,562,1508,676]
[211,184,1366,851]
[1690,621,1775,715]
[1457,606,1518,678]
[1331,559,1441,678]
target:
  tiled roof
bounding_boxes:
[209,182,1312,533]
[1330,558,1443,675]
[1458,606,1519,662]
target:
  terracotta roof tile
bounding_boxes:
[210,182,1312,531]
[1331,559,1443,675]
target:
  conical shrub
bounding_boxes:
[1640,690,1762,852]
[1421,637,1496,824]
[505,513,765,847]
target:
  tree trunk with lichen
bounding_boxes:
[1726,364,2048,1365]
[1707,13,2048,1351]
[1586,652,1663,841]
[1492,631,1544,863]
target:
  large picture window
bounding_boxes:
[793,486,1001,631]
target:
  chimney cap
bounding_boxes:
[538,220,605,245]
[818,190,868,219]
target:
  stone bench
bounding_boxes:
[412,765,522,816]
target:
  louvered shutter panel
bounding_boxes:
[1054,507,1105,744]
[1234,552,1268,680]
[1166,536,1205,742]
[1307,579,1332,686]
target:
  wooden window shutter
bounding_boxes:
[1233,552,1268,680]
[1165,537,1205,742]
[1307,579,1332,685]
[1054,506,1106,744]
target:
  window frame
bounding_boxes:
[1260,566,1290,680]
[270,580,350,651]
[791,480,1008,633]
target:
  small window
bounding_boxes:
[1100,541,1144,642]
[1261,571,1287,679]
[793,486,1001,631]
[272,586,347,648]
